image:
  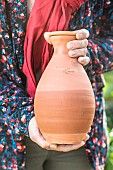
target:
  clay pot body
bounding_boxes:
[34,31,95,144]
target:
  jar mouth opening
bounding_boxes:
[44,31,76,45]
[47,31,76,36]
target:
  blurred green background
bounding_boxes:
[104,70,113,170]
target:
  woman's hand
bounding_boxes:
[67,29,90,66]
[28,116,89,152]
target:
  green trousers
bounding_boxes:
[25,137,92,170]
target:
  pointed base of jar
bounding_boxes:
[43,133,86,144]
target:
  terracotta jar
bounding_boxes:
[34,31,95,144]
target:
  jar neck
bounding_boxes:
[53,44,68,56]
[50,35,75,56]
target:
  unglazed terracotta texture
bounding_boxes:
[34,31,95,144]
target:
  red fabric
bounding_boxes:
[23,0,87,97]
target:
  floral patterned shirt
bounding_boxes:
[0,0,113,169]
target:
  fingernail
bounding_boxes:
[76,33,83,39]
[49,144,57,150]
[80,58,84,62]
[67,43,74,50]
[82,141,85,145]
[70,50,75,56]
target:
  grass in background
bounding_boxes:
[104,70,113,170]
